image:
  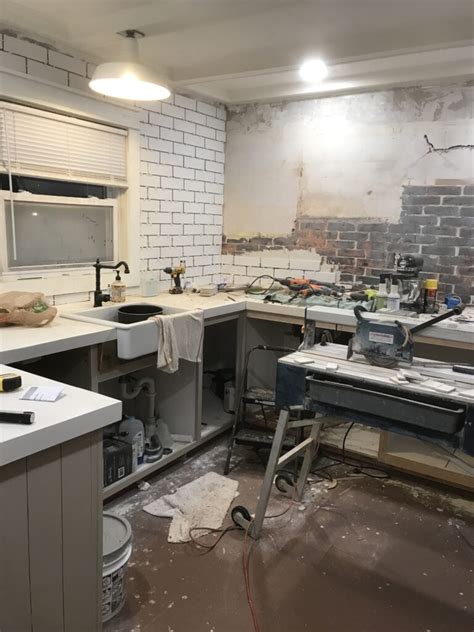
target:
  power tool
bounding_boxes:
[347,304,464,367]
[163,260,186,294]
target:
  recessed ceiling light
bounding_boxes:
[89,30,171,101]
[299,59,328,83]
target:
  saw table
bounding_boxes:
[231,343,474,538]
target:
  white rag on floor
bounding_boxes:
[151,309,204,373]
[143,472,239,543]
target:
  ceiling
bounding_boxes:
[1,0,473,103]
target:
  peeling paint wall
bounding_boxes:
[224,83,474,238]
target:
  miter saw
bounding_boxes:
[347,304,464,367]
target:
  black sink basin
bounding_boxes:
[117,304,163,324]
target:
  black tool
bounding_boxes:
[0,373,22,392]
[0,410,35,424]
[453,365,474,375]
[347,305,464,367]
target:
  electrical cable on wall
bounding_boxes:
[424,134,474,154]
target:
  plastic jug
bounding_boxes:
[118,416,145,471]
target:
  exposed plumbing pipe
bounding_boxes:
[119,375,163,461]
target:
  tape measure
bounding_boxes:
[0,373,22,392]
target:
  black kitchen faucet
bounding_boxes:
[93,258,130,307]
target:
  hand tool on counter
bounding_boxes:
[347,304,464,368]
[163,259,186,294]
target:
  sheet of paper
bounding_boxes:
[21,386,64,402]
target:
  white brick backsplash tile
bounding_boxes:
[86,62,97,79]
[216,107,227,121]
[185,180,205,192]
[149,137,173,152]
[149,112,173,128]
[173,190,195,202]
[205,204,222,214]
[48,50,86,75]
[141,174,161,187]
[195,213,214,225]
[162,103,185,119]
[174,118,196,134]
[161,128,183,143]
[194,255,213,266]
[205,245,221,255]
[174,94,197,110]
[161,246,184,258]
[221,254,234,264]
[206,115,226,131]
[213,235,222,246]
[214,151,225,163]
[160,225,183,236]
[205,138,225,152]
[173,143,195,157]
[184,156,205,170]
[150,211,172,223]
[184,133,205,148]
[172,213,187,224]
[140,223,156,235]
[196,147,215,160]
[174,166,194,179]
[149,163,173,176]
[0,50,27,72]
[195,170,215,183]
[148,188,173,200]
[234,255,261,266]
[186,245,204,255]
[68,73,90,91]
[206,225,222,235]
[173,235,193,246]
[161,201,183,213]
[216,130,227,142]
[140,148,160,162]
[184,202,204,213]
[141,199,160,211]
[275,268,303,277]
[247,266,274,277]
[140,185,147,199]
[140,122,160,138]
[27,59,68,85]
[161,153,184,166]
[186,110,207,125]
[149,235,171,247]
[213,214,223,226]
[4,34,47,62]
[197,101,217,117]
[261,256,290,269]
[214,173,225,184]
[194,235,213,245]
[213,194,224,205]
[184,224,204,234]
[205,161,224,174]
[195,192,215,204]
[205,182,224,194]
[196,124,216,139]
[161,177,183,189]
[234,275,252,284]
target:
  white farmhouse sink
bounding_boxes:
[62,302,190,359]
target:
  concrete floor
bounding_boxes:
[104,438,474,632]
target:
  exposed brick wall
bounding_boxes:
[0,29,226,292]
[223,184,473,303]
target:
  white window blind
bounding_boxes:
[0,102,128,185]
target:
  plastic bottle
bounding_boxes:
[118,416,145,471]
[375,277,389,310]
[387,280,401,311]
[111,271,126,303]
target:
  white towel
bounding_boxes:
[143,472,239,543]
[151,309,204,373]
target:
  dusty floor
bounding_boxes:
[104,438,474,632]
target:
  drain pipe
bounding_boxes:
[119,376,163,462]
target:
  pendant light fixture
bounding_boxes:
[89,30,171,101]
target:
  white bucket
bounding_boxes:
[102,512,133,623]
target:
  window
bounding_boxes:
[1,193,117,270]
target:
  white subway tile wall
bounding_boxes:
[0,31,226,293]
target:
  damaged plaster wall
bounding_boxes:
[224,83,474,238]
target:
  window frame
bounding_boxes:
[0,190,120,276]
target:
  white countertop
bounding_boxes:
[0,291,471,364]
[0,365,122,465]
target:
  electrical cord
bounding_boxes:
[311,422,391,480]
[245,275,279,295]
